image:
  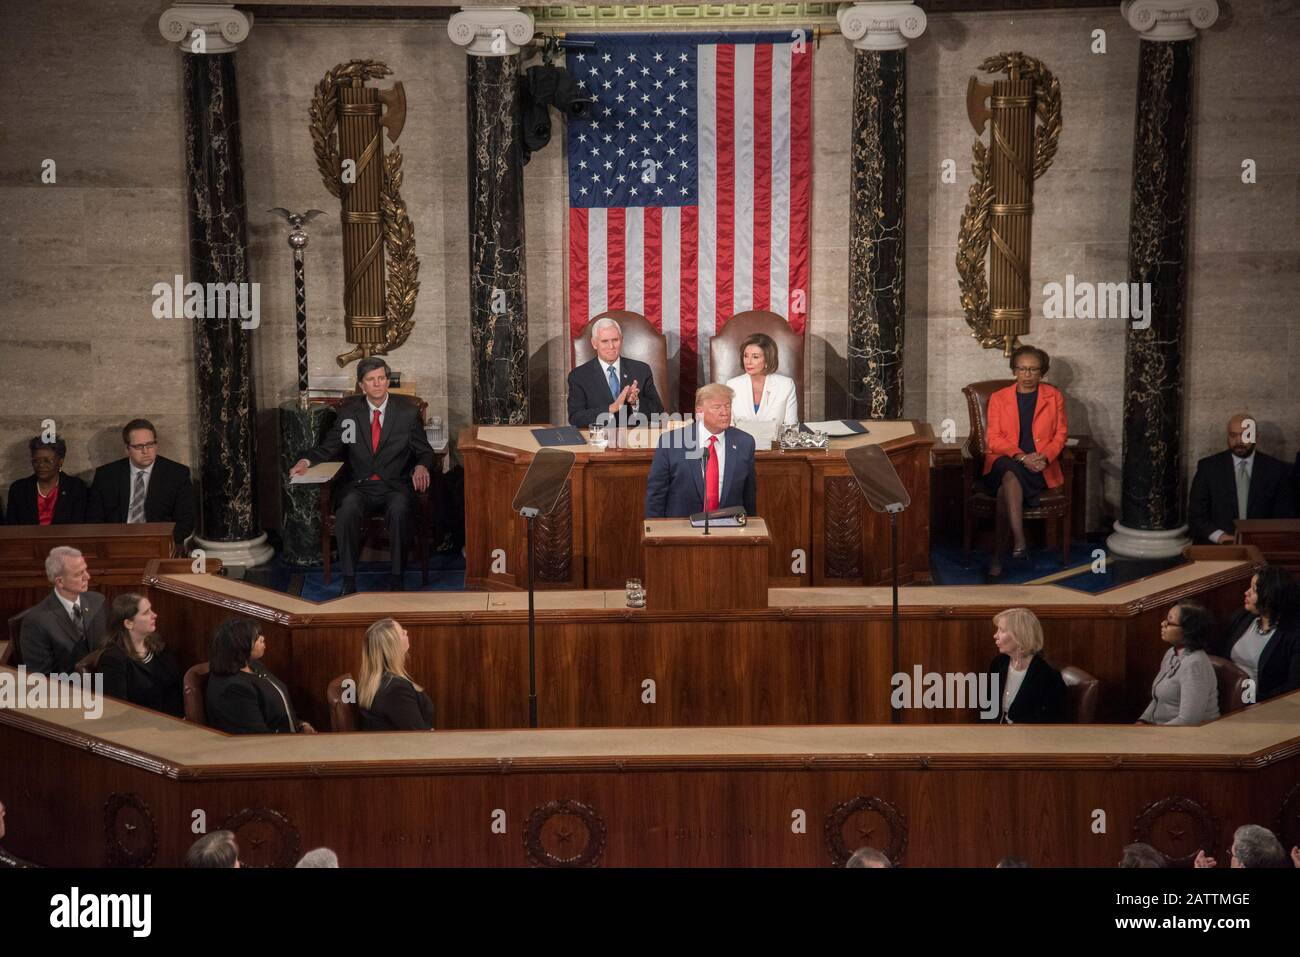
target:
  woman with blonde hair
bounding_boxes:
[980,607,1066,724]
[358,618,434,731]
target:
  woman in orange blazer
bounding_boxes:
[982,345,1068,578]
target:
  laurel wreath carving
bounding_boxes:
[308,59,419,365]
[957,52,1062,351]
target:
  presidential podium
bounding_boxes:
[642,518,770,611]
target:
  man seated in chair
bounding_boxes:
[645,384,757,519]
[567,316,665,429]
[290,358,433,594]
[1188,413,1294,545]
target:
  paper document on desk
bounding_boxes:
[804,420,868,437]
[290,462,342,484]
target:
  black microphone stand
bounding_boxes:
[521,505,540,728]
[702,441,712,536]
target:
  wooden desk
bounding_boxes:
[2,673,1296,867]
[642,517,770,611]
[461,421,934,590]
[142,552,1259,732]
[1235,519,1300,575]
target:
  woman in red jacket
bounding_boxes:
[982,345,1068,578]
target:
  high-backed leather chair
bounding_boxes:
[1060,665,1100,724]
[327,672,361,732]
[961,379,1073,565]
[709,311,804,414]
[6,609,30,666]
[314,393,433,586]
[572,311,674,413]
[1207,655,1251,716]
[182,662,210,725]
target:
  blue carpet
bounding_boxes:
[929,542,1101,586]
[249,553,466,600]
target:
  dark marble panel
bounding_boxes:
[278,402,334,566]
[182,52,259,541]
[467,54,529,425]
[1121,40,1194,531]
[847,49,906,421]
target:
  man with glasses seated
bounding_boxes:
[19,546,108,675]
[88,419,195,548]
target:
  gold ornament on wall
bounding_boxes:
[956,53,1062,356]
[309,59,420,366]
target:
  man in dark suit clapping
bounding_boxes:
[88,419,196,548]
[1188,413,1294,544]
[645,383,757,519]
[290,358,434,594]
[19,547,107,675]
[567,317,665,429]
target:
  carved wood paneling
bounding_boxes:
[823,476,864,580]
[104,792,157,868]
[219,807,302,868]
[1133,796,1216,868]
[534,481,574,583]
[524,798,606,867]
[825,795,908,867]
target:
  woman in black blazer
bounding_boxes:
[1219,565,1300,703]
[206,618,316,734]
[95,593,183,717]
[357,618,434,731]
[982,607,1066,724]
[5,436,89,525]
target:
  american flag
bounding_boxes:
[566,31,813,409]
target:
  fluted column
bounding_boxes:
[1107,0,1219,559]
[838,3,926,420]
[449,7,535,425]
[159,5,273,567]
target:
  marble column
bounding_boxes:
[159,5,274,568]
[449,8,535,425]
[838,4,926,420]
[1107,0,1219,559]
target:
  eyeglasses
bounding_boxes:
[1014,367,1042,374]
[128,441,158,451]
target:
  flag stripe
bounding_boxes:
[732,44,755,316]
[769,44,791,326]
[606,207,626,309]
[694,44,717,397]
[679,205,699,403]
[644,205,662,329]
[569,207,589,337]
[710,43,735,385]
[752,43,773,312]
[625,206,644,314]
[787,42,813,334]
[588,207,607,318]
[661,206,681,405]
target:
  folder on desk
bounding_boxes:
[532,426,586,447]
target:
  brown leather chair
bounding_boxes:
[572,311,674,413]
[1207,655,1251,715]
[182,662,210,725]
[6,609,30,666]
[709,311,805,414]
[327,672,361,732]
[961,379,1073,565]
[315,393,433,586]
[1059,665,1100,724]
[0,640,11,667]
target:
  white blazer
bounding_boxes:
[725,373,799,428]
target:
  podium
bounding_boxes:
[641,518,770,612]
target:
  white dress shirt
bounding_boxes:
[54,589,83,623]
[366,395,390,429]
[1210,450,1253,543]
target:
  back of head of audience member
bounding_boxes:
[185,830,240,868]
[1119,843,1166,868]
[296,847,340,868]
[845,846,892,868]
[1231,825,1288,868]
[996,856,1029,868]
[209,618,260,676]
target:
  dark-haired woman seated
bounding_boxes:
[1137,601,1219,726]
[1219,566,1300,703]
[5,436,89,525]
[358,618,434,731]
[206,619,315,734]
[96,593,183,717]
[981,345,1068,579]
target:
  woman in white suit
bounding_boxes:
[724,333,799,429]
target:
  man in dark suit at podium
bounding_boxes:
[1188,413,1294,544]
[88,419,195,547]
[290,358,433,593]
[567,316,665,428]
[645,383,757,519]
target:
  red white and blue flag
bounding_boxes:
[566,31,813,410]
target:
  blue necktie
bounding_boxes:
[607,364,620,400]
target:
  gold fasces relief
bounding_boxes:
[309,60,420,366]
[956,53,1062,357]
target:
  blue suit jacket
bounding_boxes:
[644,426,758,519]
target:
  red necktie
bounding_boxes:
[369,409,382,480]
[705,435,719,511]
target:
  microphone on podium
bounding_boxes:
[701,440,712,536]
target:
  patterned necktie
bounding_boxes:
[127,470,147,523]
[369,409,382,481]
[1236,459,1249,518]
[705,436,719,511]
[607,364,620,401]
[72,602,84,637]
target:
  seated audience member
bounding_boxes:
[19,547,107,675]
[644,384,757,519]
[725,332,798,430]
[206,619,315,734]
[567,316,666,429]
[88,418,196,547]
[1137,601,1220,726]
[5,436,89,525]
[1119,843,1166,868]
[995,857,1029,868]
[845,846,892,868]
[1219,565,1300,702]
[1194,825,1289,868]
[185,830,240,868]
[296,848,340,868]
[95,593,182,717]
[982,607,1066,724]
[358,618,434,731]
[980,346,1069,579]
[1188,413,1294,544]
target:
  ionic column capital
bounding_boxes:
[448,7,535,57]
[159,4,252,54]
[837,2,927,51]
[1121,0,1219,41]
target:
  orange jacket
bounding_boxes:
[982,382,1069,488]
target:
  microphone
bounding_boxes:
[701,441,711,536]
